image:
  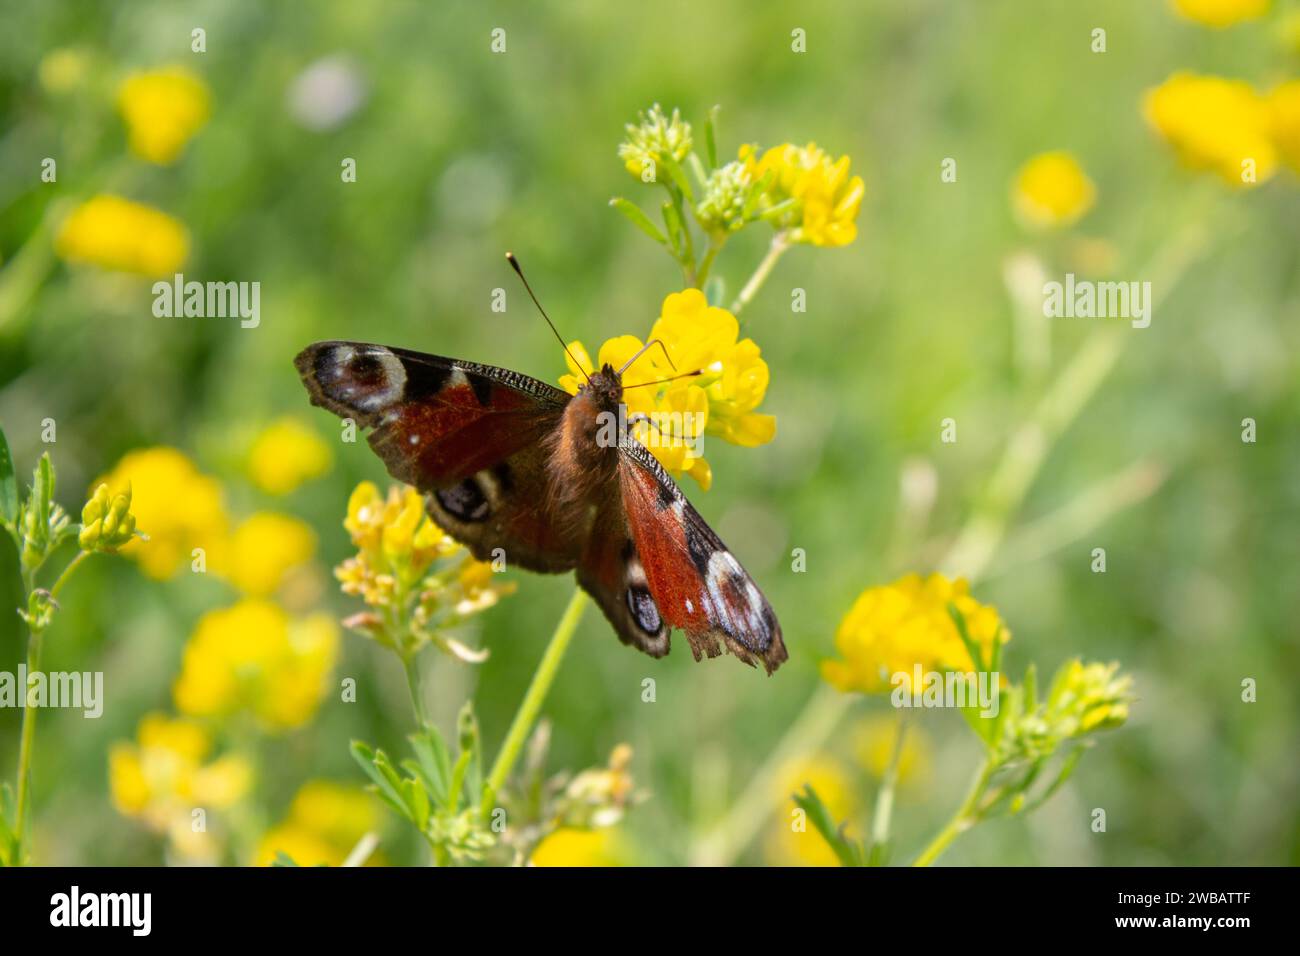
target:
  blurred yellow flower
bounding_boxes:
[255,780,381,866]
[1170,0,1269,28]
[618,103,692,180]
[1268,80,1300,172]
[55,195,189,277]
[530,827,624,867]
[1144,72,1277,187]
[1012,151,1096,229]
[173,599,339,731]
[109,712,252,863]
[764,755,858,867]
[95,447,227,579]
[558,288,775,490]
[740,142,864,246]
[220,512,317,597]
[852,714,932,788]
[117,67,211,164]
[821,572,1009,695]
[247,418,333,495]
[38,47,90,95]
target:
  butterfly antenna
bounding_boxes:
[618,338,681,376]
[506,252,589,384]
[621,368,704,389]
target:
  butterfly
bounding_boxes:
[294,261,786,674]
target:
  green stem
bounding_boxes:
[869,711,908,857]
[695,239,723,288]
[479,586,588,818]
[730,233,789,315]
[403,652,430,730]
[912,757,995,867]
[49,550,89,599]
[12,621,43,863]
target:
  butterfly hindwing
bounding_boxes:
[595,440,786,674]
[295,341,581,572]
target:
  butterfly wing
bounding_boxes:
[295,341,582,572]
[576,438,786,674]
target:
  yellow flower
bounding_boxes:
[255,780,380,866]
[117,67,211,164]
[247,418,333,495]
[55,195,189,276]
[1012,151,1096,230]
[95,447,227,579]
[852,715,931,788]
[173,599,338,731]
[821,572,1009,695]
[558,288,775,490]
[1144,72,1277,187]
[336,482,511,659]
[1269,80,1300,172]
[531,827,625,867]
[618,103,692,180]
[764,755,858,867]
[39,48,90,95]
[740,142,864,246]
[109,713,252,862]
[220,512,317,597]
[1169,0,1269,28]
[78,482,139,552]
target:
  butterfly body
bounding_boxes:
[296,341,787,674]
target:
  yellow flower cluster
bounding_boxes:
[1144,73,1280,187]
[739,142,865,247]
[117,67,211,165]
[78,482,139,552]
[55,195,189,277]
[821,572,1009,695]
[173,599,339,731]
[1170,0,1269,28]
[1012,151,1096,229]
[95,447,225,579]
[618,103,692,179]
[255,780,381,867]
[246,418,333,496]
[109,712,252,862]
[559,288,775,490]
[95,446,319,596]
[335,482,512,659]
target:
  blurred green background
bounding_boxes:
[1,0,1297,866]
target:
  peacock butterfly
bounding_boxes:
[294,257,786,674]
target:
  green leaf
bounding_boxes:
[658,154,695,204]
[793,785,866,867]
[350,741,410,819]
[703,104,720,170]
[609,198,668,246]
[271,851,300,867]
[0,428,17,527]
[661,200,688,258]
[409,727,451,806]
[34,453,53,536]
